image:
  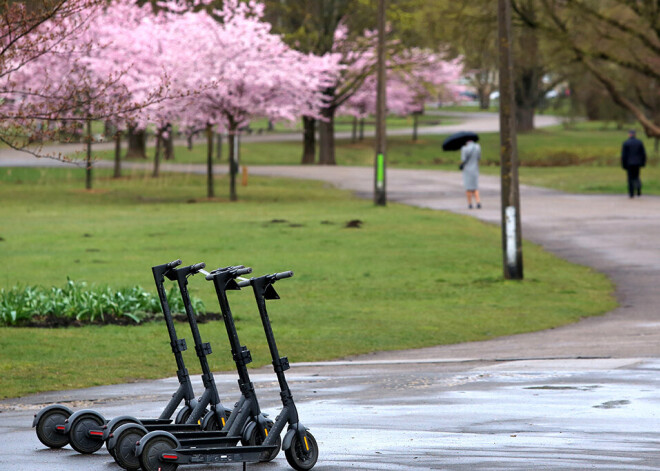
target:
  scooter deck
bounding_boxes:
[163,444,277,465]
[176,435,240,447]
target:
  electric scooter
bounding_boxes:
[108,262,243,469]
[32,259,200,454]
[240,271,319,471]
[132,266,280,471]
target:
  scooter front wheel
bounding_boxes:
[35,408,71,448]
[69,413,105,454]
[113,424,147,470]
[285,431,318,471]
[138,435,179,471]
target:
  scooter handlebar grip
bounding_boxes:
[274,271,293,280]
[234,267,252,276]
[191,262,206,272]
[236,280,251,288]
[167,259,182,269]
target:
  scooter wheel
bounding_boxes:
[113,425,147,470]
[35,408,71,448]
[138,435,178,471]
[174,406,191,424]
[245,423,281,462]
[69,413,105,454]
[203,408,232,431]
[285,431,318,471]
[106,419,138,458]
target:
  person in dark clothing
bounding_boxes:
[621,129,647,198]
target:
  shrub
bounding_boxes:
[0,279,206,326]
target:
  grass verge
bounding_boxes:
[0,167,616,399]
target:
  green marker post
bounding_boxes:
[374,0,387,206]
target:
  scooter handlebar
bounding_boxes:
[205,266,252,280]
[191,262,206,273]
[236,271,293,287]
[166,259,182,269]
[272,271,293,280]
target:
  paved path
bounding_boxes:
[2,112,660,470]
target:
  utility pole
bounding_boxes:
[497,0,523,279]
[374,0,387,206]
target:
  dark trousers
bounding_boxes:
[626,166,642,197]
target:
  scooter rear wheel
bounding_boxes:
[245,422,282,462]
[69,413,105,454]
[285,431,318,471]
[35,408,71,449]
[113,425,147,470]
[138,435,178,471]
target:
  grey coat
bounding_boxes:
[461,141,481,190]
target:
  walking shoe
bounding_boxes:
[476,203,482,209]
[468,204,473,209]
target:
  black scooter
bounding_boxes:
[133,266,281,471]
[240,271,319,471]
[32,260,200,454]
[109,262,247,470]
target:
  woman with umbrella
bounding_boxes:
[443,131,482,209]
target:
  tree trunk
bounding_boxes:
[152,131,162,178]
[301,116,316,164]
[113,131,121,179]
[228,127,238,201]
[206,123,214,198]
[126,125,147,159]
[216,133,222,161]
[85,120,92,190]
[359,118,365,141]
[412,113,419,141]
[478,89,491,109]
[351,116,358,143]
[514,15,541,133]
[516,106,535,133]
[163,123,174,160]
[318,106,336,165]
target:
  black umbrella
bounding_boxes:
[442,131,479,151]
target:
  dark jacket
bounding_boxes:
[621,137,647,169]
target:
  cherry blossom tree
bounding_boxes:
[0,1,180,192]
[161,0,337,200]
[311,25,464,164]
[342,49,464,141]
[0,0,102,155]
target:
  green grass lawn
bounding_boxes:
[0,167,616,398]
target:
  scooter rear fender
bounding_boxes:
[32,404,73,428]
[63,409,106,434]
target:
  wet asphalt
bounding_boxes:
[3,357,660,470]
[2,113,660,470]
